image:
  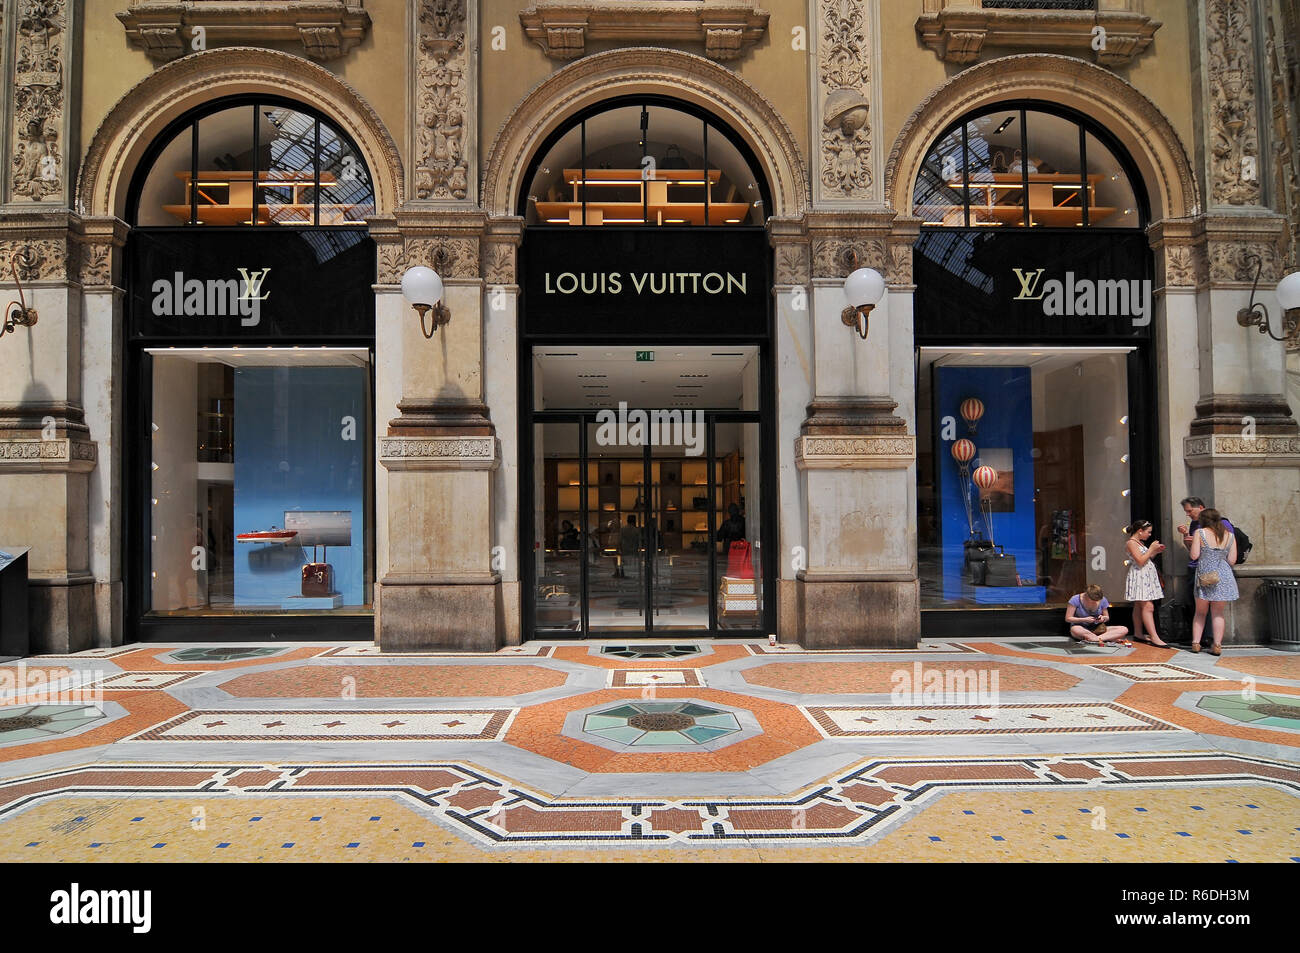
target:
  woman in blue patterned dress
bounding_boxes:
[1124,520,1169,647]
[1188,508,1238,655]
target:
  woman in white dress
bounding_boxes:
[1124,520,1169,647]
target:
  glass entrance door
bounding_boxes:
[530,411,763,636]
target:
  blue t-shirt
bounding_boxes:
[1186,517,1232,567]
[1068,594,1109,627]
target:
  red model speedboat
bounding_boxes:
[236,526,299,544]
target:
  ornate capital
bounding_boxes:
[811,238,886,280]
[773,243,809,286]
[1,237,67,282]
[116,2,372,62]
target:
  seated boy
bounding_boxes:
[1065,584,1130,645]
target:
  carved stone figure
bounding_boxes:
[11,0,65,201]
[415,0,469,200]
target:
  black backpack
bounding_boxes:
[1233,525,1253,564]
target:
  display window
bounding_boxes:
[143,349,373,617]
[917,347,1136,609]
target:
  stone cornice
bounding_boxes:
[0,438,97,472]
[915,5,1160,67]
[117,1,372,62]
[795,435,915,471]
[519,2,769,62]
[1183,433,1300,467]
[379,436,500,472]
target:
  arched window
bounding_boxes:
[519,97,770,226]
[129,97,375,227]
[912,104,1146,229]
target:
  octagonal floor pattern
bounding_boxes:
[1,638,1298,860]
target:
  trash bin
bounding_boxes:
[0,547,31,658]
[1265,578,1300,652]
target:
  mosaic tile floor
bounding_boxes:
[2,638,1298,862]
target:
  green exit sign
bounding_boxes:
[635,350,654,362]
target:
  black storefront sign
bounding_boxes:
[521,227,769,339]
[127,229,375,341]
[914,230,1153,340]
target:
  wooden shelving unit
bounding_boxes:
[928,171,1117,227]
[535,168,751,226]
[541,457,744,556]
[163,170,371,225]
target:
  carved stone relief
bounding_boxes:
[11,0,66,202]
[774,244,809,286]
[414,0,471,201]
[3,239,66,281]
[1161,244,1204,289]
[1206,0,1263,206]
[76,242,113,287]
[519,3,768,62]
[1208,240,1280,283]
[818,0,873,199]
[482,244,515,285]
[1264,0,1300,269]
[811,238,885,279]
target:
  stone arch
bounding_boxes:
[885,54,1199,224]
[78,47,403,220]
[482,47,809,220]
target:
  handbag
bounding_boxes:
[983,546,1019,587]
[301,562,333,596]
[1196,570,1220,588]
[963,537,994,585]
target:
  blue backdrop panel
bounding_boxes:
[934,366,1040,602]
[233,366,366,606]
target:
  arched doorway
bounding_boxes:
[516,96,777,639]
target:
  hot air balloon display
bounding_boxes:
[951,439,978,536]
[972,465,998,544]
[960,397,985,434]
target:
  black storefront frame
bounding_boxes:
[527,409,769,637]
[517,226,777,640]
[123,95,378,641]
[914,100,1158,637]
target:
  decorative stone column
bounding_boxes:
[1181,0,1300,643]
[369,0,498,651]
[794,216,919,648]
[0,216,97,653]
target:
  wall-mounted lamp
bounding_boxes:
[2,262,38,340]
[1236,254,1300,347]
[401,265,450,339]
[841,265,885,340]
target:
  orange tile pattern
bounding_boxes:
[221,664,567,697]
[505,687,820,772]
[742,660,1079,693]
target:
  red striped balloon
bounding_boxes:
[972,465,997,489]
[960,397,985,424]
[951,439,976,463]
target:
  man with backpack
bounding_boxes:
[1177,496,1252,607]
